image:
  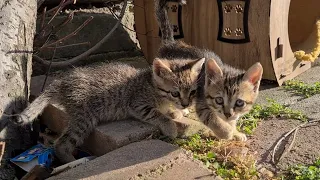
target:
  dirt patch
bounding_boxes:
[248,119,320,171]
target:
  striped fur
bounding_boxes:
[16,59,204,163]
[155,0,263,141]
[196,60,263,141]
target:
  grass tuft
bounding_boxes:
[174,134,259,180]
[283,80,320,98]
[286,158,320,180]
[237,99,307,135]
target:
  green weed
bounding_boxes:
[284,80,320,98]
[237,99,308,135]
[287,158,320,180]
[174,134,259,180]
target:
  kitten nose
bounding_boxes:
[224,113,232,118]
[181,102,189,108]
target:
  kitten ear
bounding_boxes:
[153,58,172,76]
[191,58,205,74]
[205,58,223,80]
[243,62,263,91]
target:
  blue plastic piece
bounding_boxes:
[11,144,54,169]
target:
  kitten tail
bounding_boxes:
[155,0,184,43]
[15,93,51,125]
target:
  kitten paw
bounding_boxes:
[182,108,190,117]
[13,114,27,125]
[160,120,178,138]
[168,110,183,119]
[233,132,247,142]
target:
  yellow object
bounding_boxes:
[294,20,320,62]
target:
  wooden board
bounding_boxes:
[288,0,320,49]
[270,0,312,85]
[133,0,313,85]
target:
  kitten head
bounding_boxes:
[204,58,263,121]
[152,57,205,109]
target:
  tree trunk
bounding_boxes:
[0,0,37,179]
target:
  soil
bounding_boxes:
[248,118,320,173]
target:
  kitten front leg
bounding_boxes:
[228,120,247,141]
[167,108,183,119]
[167,108,190,119]
[206,117,234,140]
[130,105,178,138]
[54,108,98,163]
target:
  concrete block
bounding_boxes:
[33,3,142,75]
[48,140,218,180]
[38,103,159,156]
[82,120,159,156]
[39,104,68,134]
[30,75,55,100]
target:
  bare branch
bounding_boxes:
[271,119,320,165]
[40,16,93,50]
[33,0,128,68]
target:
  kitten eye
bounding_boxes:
[215,97,224,105]
[171,91,180,97]
[235,99,245,107]
[190,90,196,96]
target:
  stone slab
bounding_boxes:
[82,120,159,156]
[288,94,320,119]
[48,140,217,180]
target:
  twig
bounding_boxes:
[6,50,34,54]
[47,0,66,25]
[45,42,90,49]
[271,119,320,165]
[54,12,74,34]
[46,0,75,15]
[41,44,57,92]
[40,7,47,29]
[106,4,159,38]
[0,142,5,165]
[37,0,45,10]
[33,0,128,68]
[278,127,299,162]
[40,16,93,50]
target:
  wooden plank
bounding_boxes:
[270,0,311,85]
[133,0,150,62]
[133,0,314,84]
[288,0,320,48]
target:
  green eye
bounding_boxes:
[215,97,224,105]
[171,91,180,97]
[235,99,245,107]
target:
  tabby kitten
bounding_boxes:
[155,0,263,141]
[196,59,263,141]
[14,58,204,163]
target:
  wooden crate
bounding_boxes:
[134,0,320,85]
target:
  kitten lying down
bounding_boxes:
[13,58,204,163]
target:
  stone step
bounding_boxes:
[48,140,220,180]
